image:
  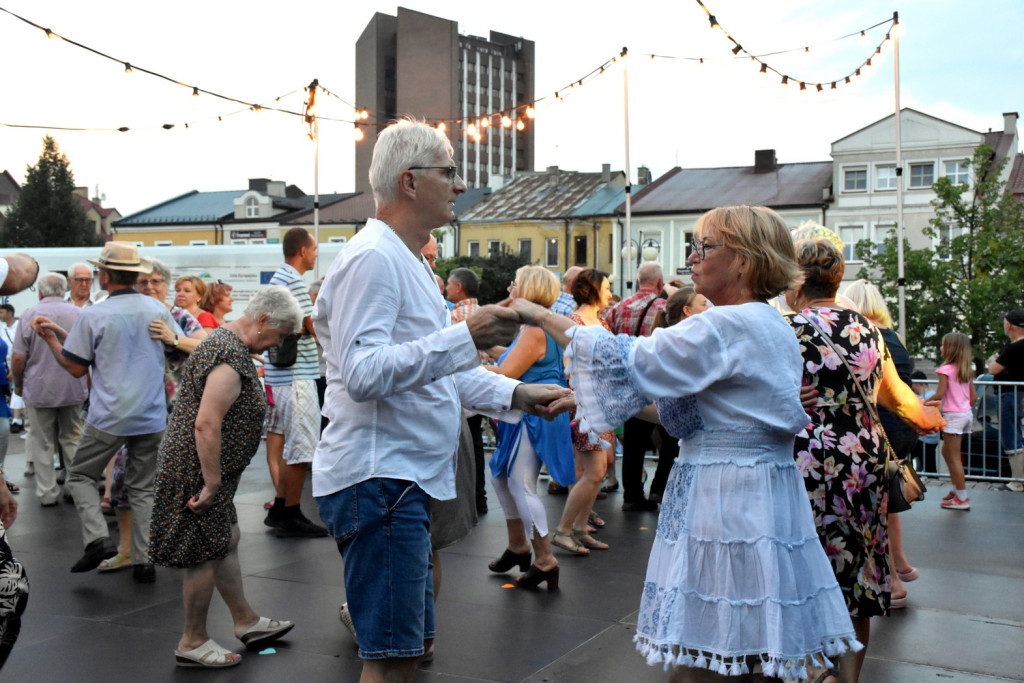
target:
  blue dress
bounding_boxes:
[490,332,575,487]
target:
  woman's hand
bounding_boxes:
[0,482,18,529]
[149,319,174,345]
[501,297,547,326]
[187,482,220,515]
[911,404,946,435]
[800,384,819,412]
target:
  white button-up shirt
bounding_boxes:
[312,218,521,500]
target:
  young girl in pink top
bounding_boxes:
[932,332,977,510]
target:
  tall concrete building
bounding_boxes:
[355,7,535,192]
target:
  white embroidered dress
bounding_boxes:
[566,302,860,680]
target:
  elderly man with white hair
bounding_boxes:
[11,273,89,506]
[313,119,570,683]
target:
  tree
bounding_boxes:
[434,242,531,304]
[856,143,1024,372]
[0,136,103,248]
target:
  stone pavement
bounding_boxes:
[2,434,1022,681]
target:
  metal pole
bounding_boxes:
[314,114,320,280]
[893,12,905,335]
[622,47,632,297]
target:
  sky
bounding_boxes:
[1,0,1021,217]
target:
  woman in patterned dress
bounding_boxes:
[150,286,303,668]
[784,238,943,683]
[507,207,862,681]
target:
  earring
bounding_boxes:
[257,328,262,336]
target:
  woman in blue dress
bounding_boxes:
[485,266,575,589]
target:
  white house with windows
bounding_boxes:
[828,108,1018,274]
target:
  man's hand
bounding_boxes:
[511,383,573,420]
[31,315,67,344]
[466,305,522,350]
[501,297,548,326]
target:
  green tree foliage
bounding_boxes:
[0,136,103,248]
[856,144,1024,372]
[434,242,531,304]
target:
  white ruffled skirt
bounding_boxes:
[634,431,861,681]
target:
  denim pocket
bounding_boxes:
[316,486,359,542]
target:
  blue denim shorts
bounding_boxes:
[316,478,434,660]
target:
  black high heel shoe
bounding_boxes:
[515,564,559,589]
[489,548,532,573]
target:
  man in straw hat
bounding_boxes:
[32,242,183,583]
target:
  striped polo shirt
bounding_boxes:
[264,262,319,384]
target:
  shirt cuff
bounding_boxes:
[444,320,482,370]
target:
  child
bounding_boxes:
[932,332,977,510]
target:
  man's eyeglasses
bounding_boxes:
[408,165,459,181]
[70,277,93,283]
[689,237,723,260]
[137,278,165,286]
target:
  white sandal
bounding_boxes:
[175,638,241,668]
[238,616,295,648]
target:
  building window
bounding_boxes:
[943,160,969,186]
[154,240,173,247]
[488,240,501,257]
[189,240,209,246]
[872,222,896,255]
[328,236,347,244]
[935,223,965,260]
[245,196,259,218]
[876,165,898,191]
[837,225,866,262]
[843,168,866,192]
[545,238,558,267]
[909,162,934,188]
[574,236,588,265]
[468,241,480,258]
[519,238,532,262]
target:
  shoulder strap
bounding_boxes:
[634,294,660,337]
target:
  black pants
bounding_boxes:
[466,414,487,504]
[621,418,678,503]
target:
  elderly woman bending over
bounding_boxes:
[507,206,860,681]
[149,286,303,668]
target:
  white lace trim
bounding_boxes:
[635,634,863,681]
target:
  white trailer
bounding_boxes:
[0,243,346,320]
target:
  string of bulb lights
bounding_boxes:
[1,2,898,139]
[694,0,898,91]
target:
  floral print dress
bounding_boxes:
[786,306,891,618]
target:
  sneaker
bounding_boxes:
[622,498,659,512]
[275,514,328,538]
[941,490,957,501]
[9,422,22,434]
[940,495,970,510]
[339,603,358,640]
[264,508,284,529]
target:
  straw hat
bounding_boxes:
[87,241,153,273]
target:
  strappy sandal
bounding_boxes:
[573,529,609,550]
[175,638,241,668]
[5,480,19,494]
[551,529,589,556]
[588,510,605,528]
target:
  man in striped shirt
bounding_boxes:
[264,228,328,537]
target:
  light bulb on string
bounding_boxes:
[192,87,199,97]
[480,117,489,128]
[436,122,446,133]
[501,115,512,128]
[44,28,54,39]
[526,106,535,119]
[759,63,767,74]
[124,62,132,74]
[467,123,477,137]
[353,126,364,141]
[473,132,482,143]
[516,119,525,131]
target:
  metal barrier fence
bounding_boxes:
[910,377,1023,487]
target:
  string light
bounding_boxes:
[516,119,525,131]
[192,86,199,97]
[124,62,132,74]
[692,1,897,95]
[436,122,446,132]
[353,126,364,141]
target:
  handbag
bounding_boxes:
[267,333,301,368]
[800,313,926,513]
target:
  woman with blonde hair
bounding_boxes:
[507,206,862,681]
[485,266,575,588]
[174,276,209,326]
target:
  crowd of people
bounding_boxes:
[0,118,1022,682]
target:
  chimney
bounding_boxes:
[73,186,89,199]
[754,149,777,173]
[546,165,559,175]
[1004,112,1019,135]
[248,178,270,193]
[547,165,559,185]
[266,180,286,198]
[637,166,652,185]
[601,163,611,182]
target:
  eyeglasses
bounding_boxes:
[507,280,518,293]
[690,237,723,260]
[70,277,93,283]
[408,165,459,181]
[137,278,165,286]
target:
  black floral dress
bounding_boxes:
[786,307,891,618]
[149,328,267,568]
